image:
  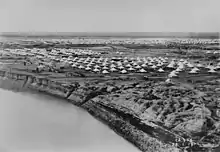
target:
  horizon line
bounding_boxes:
[1,32,219,39]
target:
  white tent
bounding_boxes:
[206,65,213,69]
[158,68,164,72]
[110,64,116,68]
[121,69,127,74]
[179,59,185,62]
[189,70,198,74]
[189,68,198,74]
[168,71,178,77]
[208,68,217,73]
[167,63,175,68]
[78,65,85,69]
[102,66,109,70]
[85,67,91,70]
[93,68,100,72]
[178,63,185,68]
[170,60,176,65]
[156,63,162,67]
[123,60,129,63]
[192,67,200,71]
[137,60,142,63]
[139,68,146,73]
[196,63,203,67]
[135,65,141,69]
[102,63,108,66]
[125,64,132,67]
[215,65,220,69]
[176,67,183,72]
[148,62,153,66]
[178,61,184,66]
[187,63,194,68]
[94,65,100,68]
[118,66,124,69]
[117,62,122,66]
[151,65,157,69]
[102,70,109,74]
[110,67,117,72]
[128,67,135,71]
[141,64,147,67]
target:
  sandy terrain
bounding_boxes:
[0,37,220,152]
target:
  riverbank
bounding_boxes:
[0,70,180,152]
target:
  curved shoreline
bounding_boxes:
[0,70,182,152]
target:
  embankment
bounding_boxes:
[0,70,180,152]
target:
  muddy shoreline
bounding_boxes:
[1,69,220,152]
[0,70,182,152]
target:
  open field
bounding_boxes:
[0,37,220,152]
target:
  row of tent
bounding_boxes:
[2,48,220,80]
[7,38,219,45]
[54,56,220,76]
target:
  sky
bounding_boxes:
[0,0,220,32]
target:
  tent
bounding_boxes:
[102,70,109,74]
[139,68,146,73]
[85,67,91,70]
[118,66,124,69]
[168,71,178,77]
[158,68,164,72]
[208,68,217,73]
[93,68,100,72]
[151,65,157,69]
[110,67,117,72]
[121,69,127,74]
[102,66,109,70]
[135,65,141,69]
[94,65,100,68]
[78,65,85,69]
[110,64,116,68]
[128,67,135,71]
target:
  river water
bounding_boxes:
[0,89,140,152]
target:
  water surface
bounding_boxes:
[0,89,140,152]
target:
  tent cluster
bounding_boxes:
[2,48,101,58]
[206,50,220,54]
[1,48,220,79]
[66,56,171,74]
[165,59,220,83]
[56,56,220,79]
[166,59,220,79]
[12,38,219,46]
[1,48,101,71]
[169,39,219,45]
